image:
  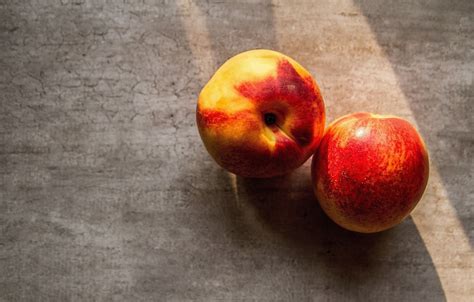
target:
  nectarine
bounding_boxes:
[197,49,325,177]
[312,112,429,233]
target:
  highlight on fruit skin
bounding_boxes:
[196,49,326,178]
[311,112,430,233]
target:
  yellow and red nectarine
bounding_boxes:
[197,49,325,177]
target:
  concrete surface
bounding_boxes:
[1,0,473,301]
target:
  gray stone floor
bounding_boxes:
[1,0,472,301]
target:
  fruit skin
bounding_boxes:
[197,49,325,177]
[311,112,429,233]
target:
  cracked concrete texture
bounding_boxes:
[0,0,472,301]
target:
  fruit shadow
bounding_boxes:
[225,162,446,300]
[233,165,387,268]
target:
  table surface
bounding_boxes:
[1,1,473,301]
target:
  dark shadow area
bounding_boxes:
[227,164,446,300]
[354,0,473,245]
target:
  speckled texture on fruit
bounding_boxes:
[312,113,429,233]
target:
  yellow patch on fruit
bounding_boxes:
[326,116,360,148]
[261,127,277,149]
[199,50,281,114]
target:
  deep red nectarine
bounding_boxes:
[312,112,429,233]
